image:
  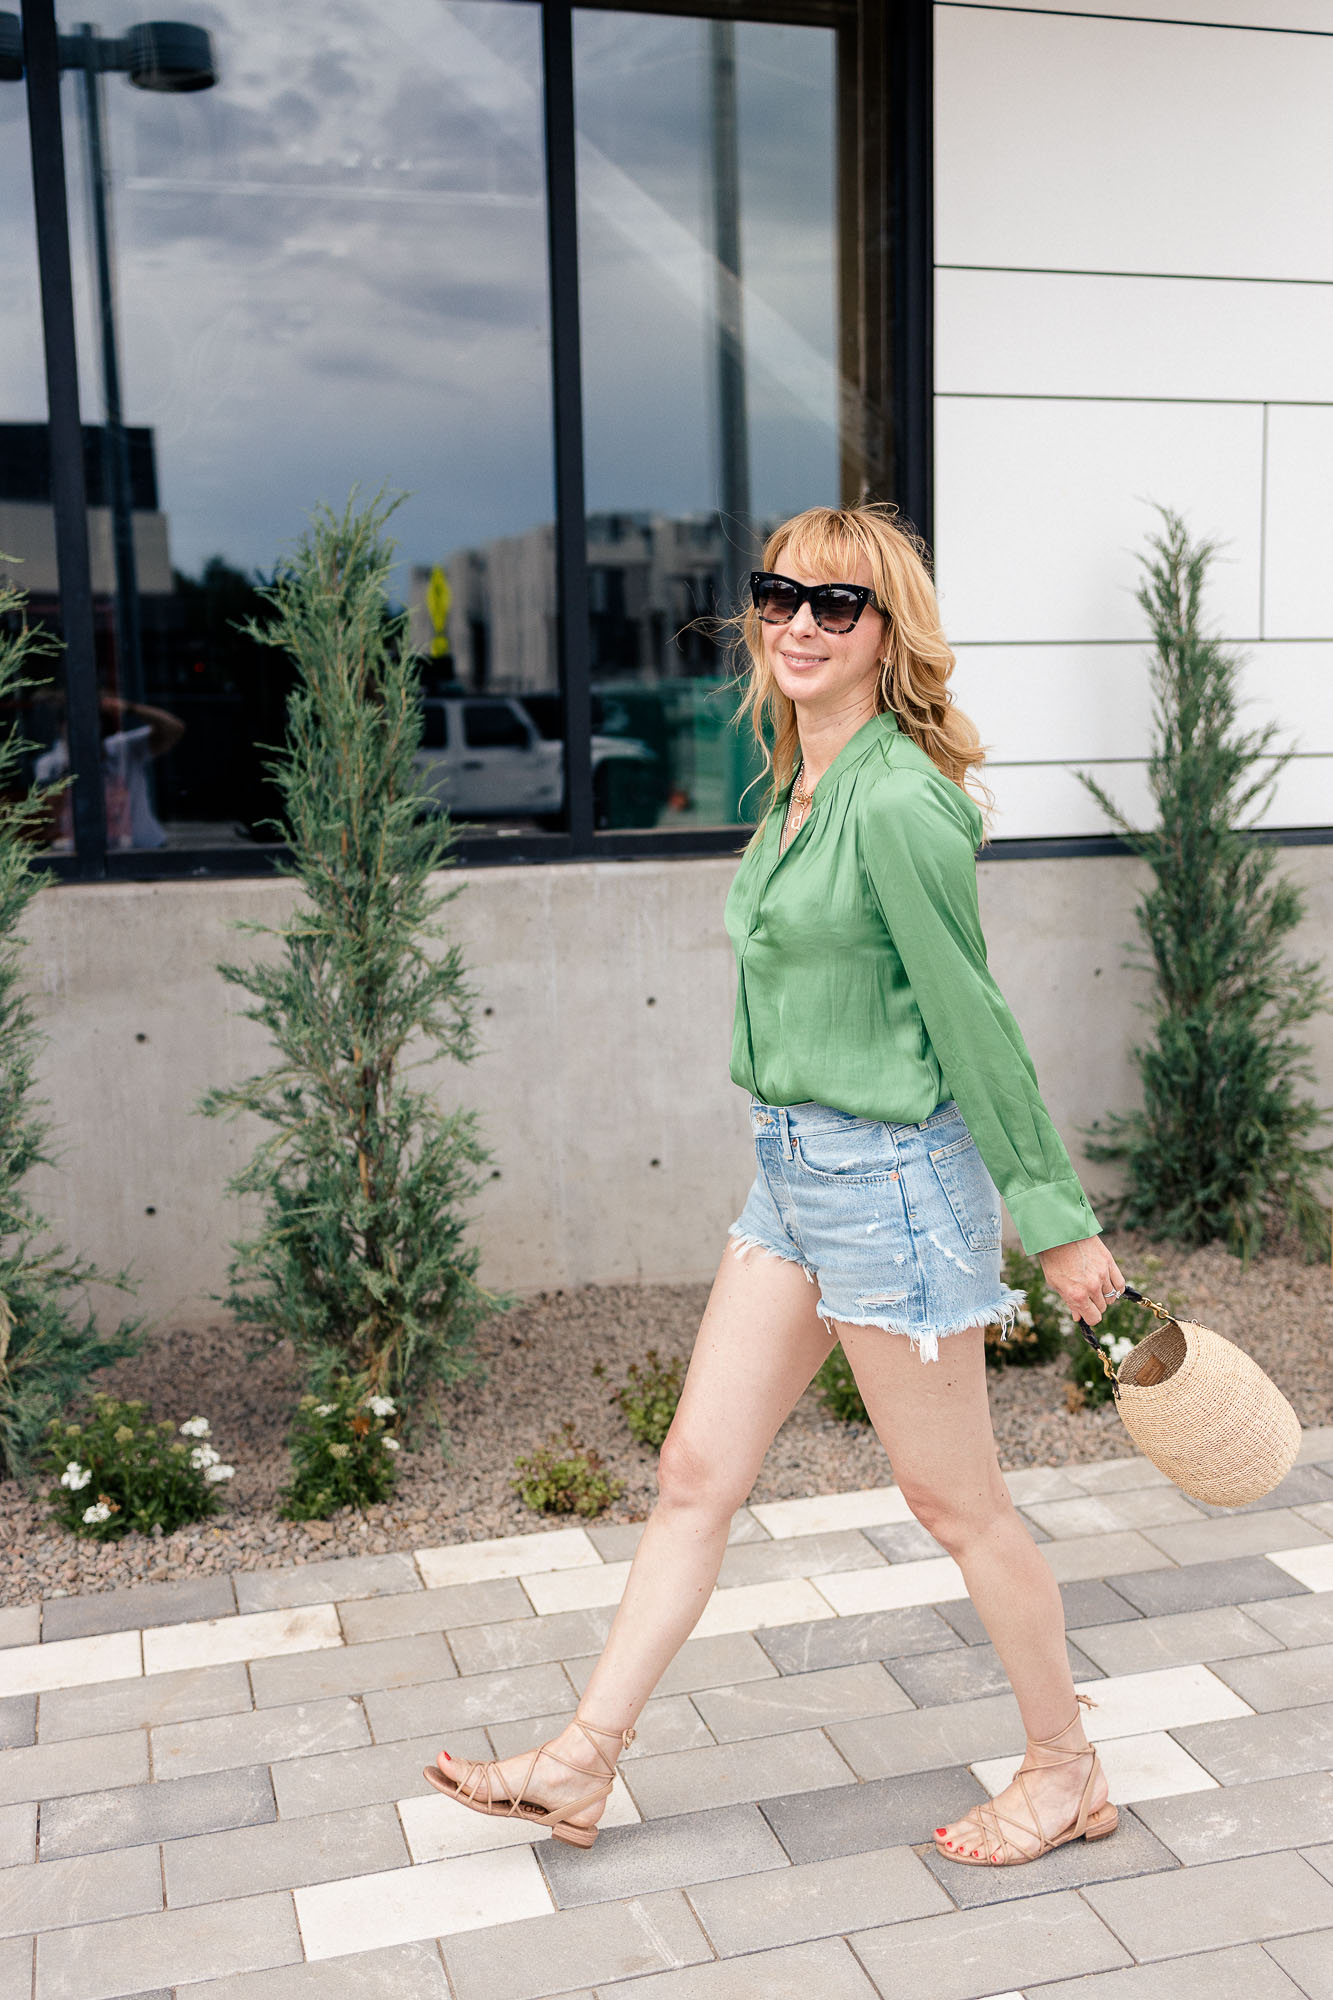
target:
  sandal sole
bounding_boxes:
[934,1802,1119,1865]
[421,1762,601,1847]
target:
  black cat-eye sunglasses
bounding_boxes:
[749,570,884,635]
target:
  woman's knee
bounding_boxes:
[656,1423,749,1520]
[899,1475,1013,1555]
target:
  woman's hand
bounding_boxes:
[1037,1236,1127,1331]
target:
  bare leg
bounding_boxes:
[836,1322,1107,1856]
[432,1239,833,1830]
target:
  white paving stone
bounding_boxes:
[813,1556,969,1616]
[397,1772,640,1861]
[143,1603,342,1676]
[692,1578,834,1637]
[972,1729,1220,1807]
[749,1487,915,1538]
[521,1562,631,1617]
[1002,1468,1087,1505]
[1296,1425,1333,1464]
[294,1845,552,1958]
[1269,1543,1333,1592]
[1074,1663,1252,1740]
[0,1627,141,1699]
[415,1528,600,1590]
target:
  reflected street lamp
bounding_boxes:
[2,15,216,708]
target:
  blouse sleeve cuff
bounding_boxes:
[1006,1180,1102,1257]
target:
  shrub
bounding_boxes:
[814,1344,869,1424]
[595,1348,685,1449]
[1062,1254,1190,1412]
[983,1248,1067,1370]
[45,1396,232,1541]
[279,1374,401,1520]
[511,1421,625,1519]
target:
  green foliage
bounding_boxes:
[594,1347,685,1449]
[1074,508,1333,1266]
[279,1374,401,1520]
[45,1396,229,1541]
[983,1248,1066,1370]
[198,492,513,1422]
[0,581,139,1479]
[814,1344,869,1424]
[1062,1254,1190,1411]
[511,1421,625,1519]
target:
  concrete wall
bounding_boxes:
[23,849,1333,1326]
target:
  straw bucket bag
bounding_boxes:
[1076,1286,1301,1507]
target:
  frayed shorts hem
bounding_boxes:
[816,1287,1028,1365]
[727,1222,818,1283]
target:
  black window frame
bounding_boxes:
[20,0,934,880]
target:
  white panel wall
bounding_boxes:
[934,4,1333,837]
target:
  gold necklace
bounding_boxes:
[782,767,815,852]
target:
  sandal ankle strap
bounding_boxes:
[573,1712,636,1754]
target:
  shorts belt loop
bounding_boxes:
[777,1107,794,1160]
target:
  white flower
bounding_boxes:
[382,1436,400,1452]
[1108,1336,1133,1366]
[367,1395,396,1418]
[82,1500,112,1524]
[60,1461,92,1491]
[1016,1309,1034,1329]
[204,1463,235,1483]
[189,1444,221,1470]
[314,1404,336,1418]
[179,1417,211,1438]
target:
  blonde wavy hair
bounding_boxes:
[730,502,997,847]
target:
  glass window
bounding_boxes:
[53,0,558,848]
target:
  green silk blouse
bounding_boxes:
[723,707,1102,1256]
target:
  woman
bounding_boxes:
[424,502,1125,1868]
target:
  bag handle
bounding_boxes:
[1075,1285,1180,1382]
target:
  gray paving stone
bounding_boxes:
[0,1603,39,1647]
[690,1844,950,1956]
[828,1691,1024,1781]
[441,1889,710,2000]
[1266,1929,1333,2000]
[39,1764,275,1862]
[1069,1604,1282,1675]
[363,1660,573,1744]
[0,1801,35,1868]
[1211,1642,1333,1711]
[1306,1840,1333,1886]
[754,1604,962,1674]
[33,1889,302,2000]
[538,1800,787,1909]
[585,1508,767,1564]
[888,1638,1101,1707]
[449,1606,614,1677]
[717,1529,884,1589]
[0,1841,163,1940]
[270,1726,491,1819]
[152,1694,370,1780]
[0,1729,147,1810]
[0,1939,33,1998]
[337,1574,532,1645]
[1041,1530,1177,1583]
[38,1664,252,1744]
[598,1936,879,2000]
[1031,1941,1312,1998]
[40,1574,235,1642]
[249,1632,455,1707]
[759,1765,988,1862]
[1109,1556,1307,1617]
[1141,1509,1325,1566]
[1297,1501,1333,1538]
[486,1693,711,1763]
[1243,1591,1333,1649]
[862,1520,950,1563]
[691,1662,911,1742]
[1174,1703,1333,1784]
[235,1552,420,1613]
[939,1578,1141,1646]
[0,1692,35,1748]
[623,1728,855,1819]
[186,1941,449,1999]
[1082,1850,1333,1960]
[1025,1489,1207,1540]
[1133,1772,1333,1862]
[917,1805,1180,1907]
[188,1942,449,1999]
[1191,1463,1333,1518]
[850,1888,1131,1998]
[565,1630,778,1700]
[164,1801,409,1907]
[1067,1459,1174,1494]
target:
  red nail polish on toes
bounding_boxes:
[935,1828,947,1837]
[439,1751,451,1761]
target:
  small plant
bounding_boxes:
[511,1421,625,1519]
[594,1348,685,1449]
[813,1344,869,1424]
[279,1374,402,1520]
[45,1396,233,1541]
[1063,1255,1190,1411]
[983,1249,1067,1369]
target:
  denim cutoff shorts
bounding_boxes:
[727,1096,1028,1363]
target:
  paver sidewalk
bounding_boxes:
[2,1430,1332,2000]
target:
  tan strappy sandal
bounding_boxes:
[934,1694,1118,1866]
[421,1713,635,1848]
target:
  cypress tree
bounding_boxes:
[200,493,510,1419]
[1076,506,1333,1265]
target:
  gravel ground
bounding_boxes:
[2,1224,1329,1608]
